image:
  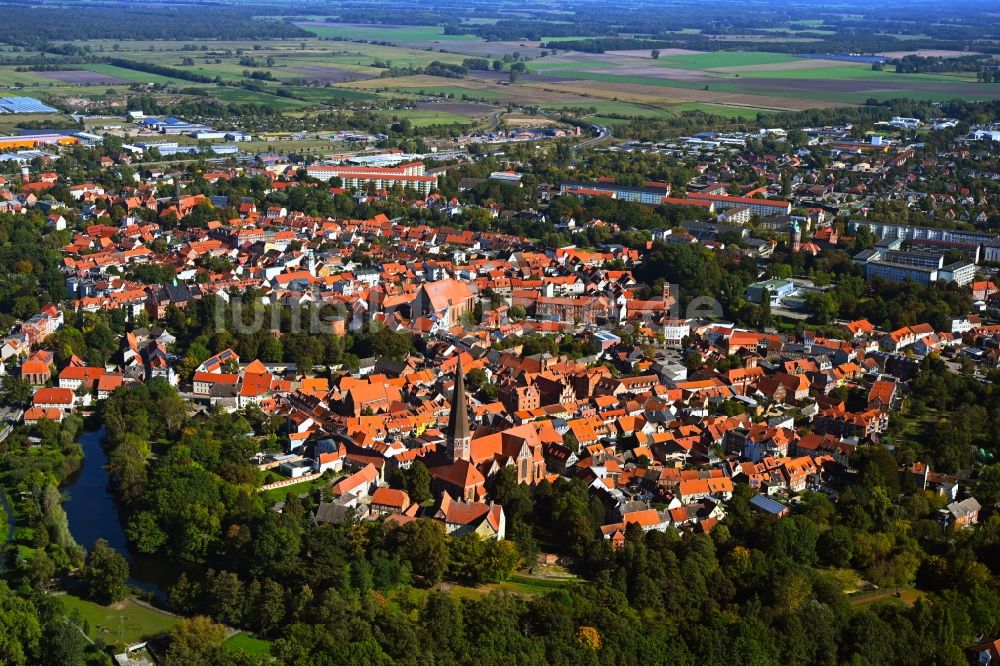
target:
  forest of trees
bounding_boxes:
[0,376,976,665]
[0,212,67,328]
[0,6,307,48]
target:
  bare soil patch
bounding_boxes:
[503,113,563,127]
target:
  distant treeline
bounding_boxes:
[321,10,444,26]
[0,55,88,67]
[20,64,90,72]
[0,5,308,47]
[544,33,997,55]
[379,61,469,79]
[446,19,612,41]
[126,94,281,119]
[542,37,677,53]
[890,54,992,74]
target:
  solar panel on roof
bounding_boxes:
[0,97,57,113]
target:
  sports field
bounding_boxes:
[57,594,180,644]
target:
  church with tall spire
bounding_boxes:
[427,353,554,502]
[447,355,472,463]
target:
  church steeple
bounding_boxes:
[447,355,471,462]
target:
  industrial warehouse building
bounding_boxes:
[0,97,57,113]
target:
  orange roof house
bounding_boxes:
[330,463,379,498]
[434,492,505,539]
[370,487,412,515]
[32,387,75,411]
[677,477,734,503]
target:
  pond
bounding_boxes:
[62,428,175,599]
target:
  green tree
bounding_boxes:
[261,336,283,363]
[83,538,129,604]
[0,375,32,406]
[479,539,521,582]
[165,616,227,666]
[390,519,450,586]
[769,515,819,565]
[38,596,88,666]
[0,581,41,666]
[12,295,40,320]
[206,570,244,625]
[402,461,432,504]
[818,525,854,567]
[27,551,55,590]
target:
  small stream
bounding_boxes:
[62,428,176,600]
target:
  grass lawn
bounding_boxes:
[498,574,575,596]
[0,67,57,87]
[224,632,272,657]
[375,108,481,126]
[584,115,632,126]
[415,571,577,602]
[58,594,179,644]
[259,475,330,505]
[848,587,926,608]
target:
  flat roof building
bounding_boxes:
[560,180,671,204]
